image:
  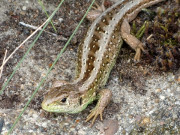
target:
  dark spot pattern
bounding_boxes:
[76,0,154,92]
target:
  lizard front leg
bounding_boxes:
[85,89,112,126]
[120,19,145,61]
[86,0,105,21]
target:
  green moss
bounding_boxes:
[133,1,180,71]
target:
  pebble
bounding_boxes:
[155,99,160,103]
[32,114,38,119]
[141,117,151,125]
[58,18,63,23]
[177,76,180,82]
[0,117,4,133]
[39,111,45,118]
[156,88,162,93]
[64,122,70,126]
[22,6,26,11]
[96,119,119,135]
[78,129,86,135]
[175,101,180,105]
[42,122,47,128]
[159,95,165,100]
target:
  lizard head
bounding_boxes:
[41,84,92,113]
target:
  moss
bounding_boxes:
[132,0,180,71]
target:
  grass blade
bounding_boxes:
[4,0,65,134]
[6,0,96,134]
[38,0,57,33]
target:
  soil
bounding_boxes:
[0,0,179,134]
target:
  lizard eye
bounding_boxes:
[61,97,67,103]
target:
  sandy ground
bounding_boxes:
[0,0,179,134]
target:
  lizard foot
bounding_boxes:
[85,89,112,127]
[85,106,104,127]
[134,44,145,61]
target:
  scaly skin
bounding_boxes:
[41,0,163,126]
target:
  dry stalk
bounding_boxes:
[0,49,7,79]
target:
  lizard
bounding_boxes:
[41,0,164,126]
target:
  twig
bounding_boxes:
[19,22,67,41]
[147,34,153,41]
[0,50,7,79]
[19,22,57,36]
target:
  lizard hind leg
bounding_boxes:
[120,19,145,61]
[85,89,112,127]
